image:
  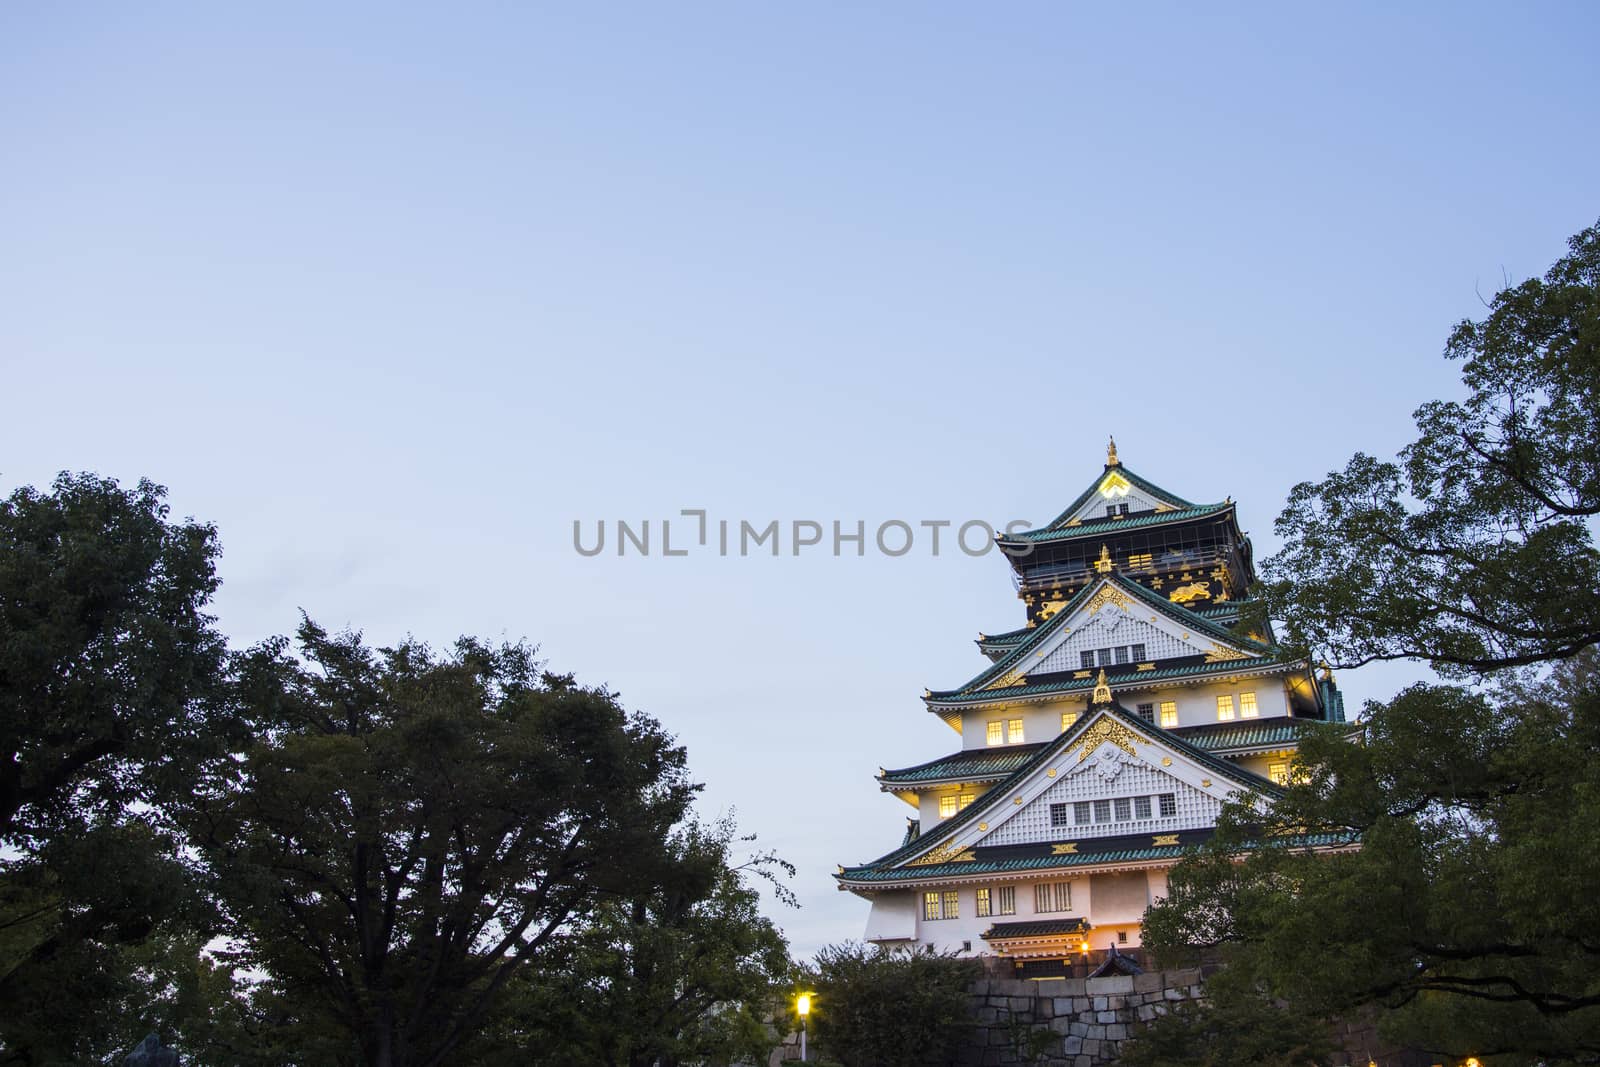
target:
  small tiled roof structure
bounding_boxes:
[983,918,1091,940]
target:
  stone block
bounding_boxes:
[1086,974,1135,995]
[1106,1023,1127,1040]
[1132,972,1164,993]
[1074,997,1091,1013]
[1062,1035,1083,1055]
[1164,987,1187,1000]
[1092,995,1108,1011]
[1053,997,1074,1016]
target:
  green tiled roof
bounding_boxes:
[1038,463,1198,532]
[880,743,1049,786]
[931,573,1275,701]
[843,703,1285,878]
[1172,719,1351,754]
[984,918,1090,939]
[838,830,1357,884]
[1005,502,1234,545]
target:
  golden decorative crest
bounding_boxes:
[1051,842,1079,855]
[1097,471,1132,498]
[1152,834,1180,847]
[1091,669,1112,705]
[1075,718,1141,762]
[985,666,1027,690]
[1169,581,1211,604]
[906,840,977,867]
[1204,643,1251,663]
[1085,584,1132,615]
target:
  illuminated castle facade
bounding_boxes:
[835,441,1345,977]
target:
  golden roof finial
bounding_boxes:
[1094,544,1113,573]
[1092,669,1112,705]
[1106,435,1120,467]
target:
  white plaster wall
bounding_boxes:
[908,874,1092,957]
[863,891,918,942]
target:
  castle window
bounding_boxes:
[1035,882,1072,913]
[1074,801,1091,825]
[1159,701,1178,727]
[942,891,959,918]
[1050,803,1070,827]
[923,891,942,920]
[1158,793,1177,817]
[1136,703,1154,723]
[1080,651,1095,670]
[1131,643,1146,661]
[976,887,992,917]
[986,721,1004,746]
[1061,710,1080,731]
[960,792,975,809]
[1118,931,1128,944]
[996,885,1016,914]
[1128,552,1153,570]
[1007,719,1024,744]
[1216,694,1235,721]
[1268,761,1290,786]
[1240,692,1258,718]
[939,795,958,818]
[1134,795,1152,819]
[1093,799,1112,822]
[1114,646,1130,665]
[1097,649,1114,667]
[1114,797,1132,820]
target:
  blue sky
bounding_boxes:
[3,3,1597,956]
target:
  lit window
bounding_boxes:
[1158,793,1176,817]
[939,795,958,818]
[1061,710,1080,731]
[1050,803,1070,827]
[976,887,992,917]
[1134,795,1152,819]
[1159,701,1178,728]
[1128,553,1153,570]
[986,721,1003,746]
[1268,761,1290,786]
[1007,719,1024,744]
[960,792,975,809]
[923,891,941,920]
[1093,799,1112,822]
[1136,703,1154,723]
[996,886,1016,914]
[1216,694,1235,721]
[1114,797,1131,820]
[1073,801,1092,825]
[942,890,959,919]
[1035,882,1072,913]
[1240,692,1258,718]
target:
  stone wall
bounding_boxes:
[961,969,1204,1067]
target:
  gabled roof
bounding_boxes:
[928,572,1273,704]
[1038,462,1198,532]
[1003,501,1236,546]
[841,703,1284,885]
[882,716,1341,789]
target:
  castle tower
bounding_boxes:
[835,441,1346,977]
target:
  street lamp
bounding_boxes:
[797,992,812,1062]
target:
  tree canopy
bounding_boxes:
[1260,221,1600,674]
[1137,222,1600,1065]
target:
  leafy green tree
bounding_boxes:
[0,474,229,1065]
[1134,222,1600,1066]
[180,619,699,1067]
[801,943,980,1067]
[481,816,793,1067]
[1259,221,1600,673]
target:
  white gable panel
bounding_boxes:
[1063,485,1168,524]
[984,754,1221,846]
[1033,609,1195,673]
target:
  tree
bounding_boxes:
[0,473,229,1065]
[482,816,793,1067]
[1135,223,1600,1064]
[1259,221,1600,673]
[181,619,699,1067]
[801,943,980,1067]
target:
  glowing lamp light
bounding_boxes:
[797,993,811,1018]
[1463,1060,1482,1067]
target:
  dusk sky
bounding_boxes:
[4,3,1597,956]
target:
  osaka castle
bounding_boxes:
[835,440,1346,978]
